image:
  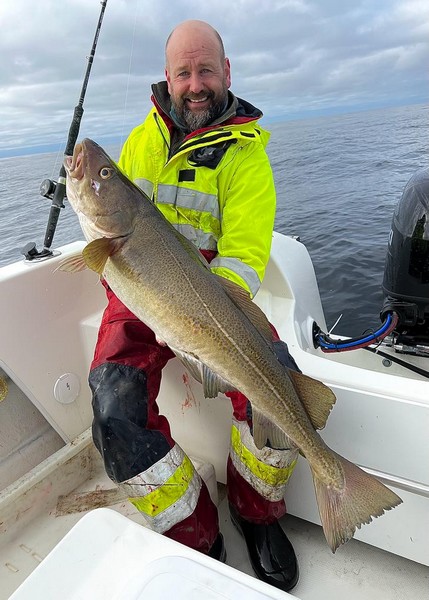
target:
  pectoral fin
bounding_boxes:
[58,238,123,275]
[57,252,88,273]
[82,237,122,274]
[172,348,235,399]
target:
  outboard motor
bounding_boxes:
[381,166,429,356]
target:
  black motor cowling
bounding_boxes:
[381,167,429,347]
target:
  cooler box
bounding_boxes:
[10,508,300,600]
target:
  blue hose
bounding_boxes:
[316,313,397,352]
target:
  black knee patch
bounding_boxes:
[90,362,172,482]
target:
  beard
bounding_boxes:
[171,86,228,131]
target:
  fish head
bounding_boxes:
[64,138,139,241]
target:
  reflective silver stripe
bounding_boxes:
[135,180,220,250]
[134,177,154,198]
[120,444,202,534]
[156,184,220,220]
[210,256,261,297]
[173,223,218,250]
[230,419,298,502]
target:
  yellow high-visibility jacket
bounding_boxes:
[118,99,276,298]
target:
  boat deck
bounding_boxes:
[0,432,427,600]
[222,497,428,599]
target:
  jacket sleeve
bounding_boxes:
[210,139,276,298]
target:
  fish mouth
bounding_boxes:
[64,142,84,180]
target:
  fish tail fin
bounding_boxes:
[311,453,402,552]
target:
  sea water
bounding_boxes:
[0,103,427,336]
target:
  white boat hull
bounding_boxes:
[0,233,428,593]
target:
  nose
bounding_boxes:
[188,72,205,94]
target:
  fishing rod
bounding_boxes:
[22,0,108,262]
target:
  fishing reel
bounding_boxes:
[21,176,67,262]
[40,178,58,201]
[40,178,66,207]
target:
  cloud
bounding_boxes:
[0,0,427,155]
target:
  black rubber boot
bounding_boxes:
[207,532,227,563]
[230,504,299,592]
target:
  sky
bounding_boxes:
[0,0,428,157]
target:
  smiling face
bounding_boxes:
[165,21,231,131]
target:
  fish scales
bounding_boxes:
[105,212,322,457]
[61,138,402,552]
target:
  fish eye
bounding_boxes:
[99,167,113,179]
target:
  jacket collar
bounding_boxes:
[151,81,263,133]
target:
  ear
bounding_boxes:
[224,57,231,88]
[165,67,172,94]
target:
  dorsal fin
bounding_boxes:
[172,227,212,270]
[252,407,294,450]
[216,276,273,343]
[289,370,336,430]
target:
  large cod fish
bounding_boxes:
[61,138,402,552]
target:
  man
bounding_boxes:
[89,20,299,593]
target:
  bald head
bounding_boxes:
[164,20,231,132]
[165,20,225,69]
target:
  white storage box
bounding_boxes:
[10,508,300,600]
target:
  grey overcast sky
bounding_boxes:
[0,0,428,156]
